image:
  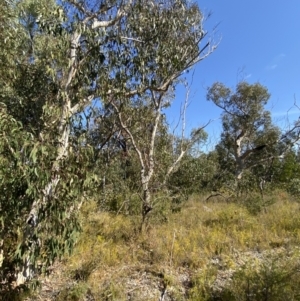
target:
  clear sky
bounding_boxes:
[168,0,300,146]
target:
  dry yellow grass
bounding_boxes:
[57,190,300,300]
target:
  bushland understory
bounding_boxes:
[18,190,300,301]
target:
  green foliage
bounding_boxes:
[98,282,126,301]
[0,106,34,282]
[221,250,300,301]
[55,283,90,301]
[168,152,219,194]
[0,103,94,285]
[0,286,32,301]
[188,266,218,301]
[272,150,300,188]
[240,193,275,215]
[287,178,300,198]
[207,81,282,198]
[188,250,300,301]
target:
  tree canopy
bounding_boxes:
[207,82,281,193]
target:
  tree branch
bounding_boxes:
[92,0,133,29]
[110,98,146,177]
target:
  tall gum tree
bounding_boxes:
[0,0,215,288]
[207,82,280,193]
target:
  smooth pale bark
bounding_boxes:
[111,98,162,224]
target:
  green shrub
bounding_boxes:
[240,194,275,215]
[55,283,90,301]
[220,250,300,301]
[288,178,300,198]
[188,266,218,301]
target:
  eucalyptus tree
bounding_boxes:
[207,82,280,193]
[0,0,215,289]
[106,0,213,224]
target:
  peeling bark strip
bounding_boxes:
[234,129,246,181]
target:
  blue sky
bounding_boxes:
[168,0,300,145]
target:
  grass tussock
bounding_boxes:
[54,190,300,300]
